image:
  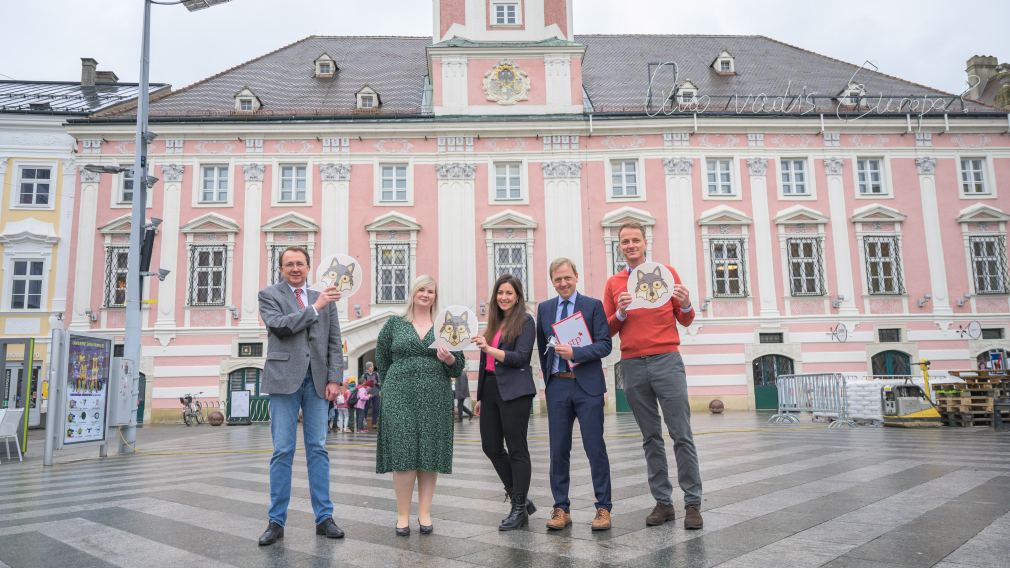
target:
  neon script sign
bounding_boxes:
[644,60,980,122]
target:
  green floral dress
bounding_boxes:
[375,316,465,474]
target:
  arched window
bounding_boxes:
[228,367,262,397]
[753,355,794,387]
[752,355,794,410]
[871,350,911,376]
[976,349,1009,370]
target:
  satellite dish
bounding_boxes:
[967,320,982,340]
[830,322,848,343]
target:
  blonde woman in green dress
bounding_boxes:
[375,275,465,536]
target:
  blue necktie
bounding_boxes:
[557,300,570,373]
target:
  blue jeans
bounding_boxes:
[268,373,333,526]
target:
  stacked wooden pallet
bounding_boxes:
[933,370,1010,427]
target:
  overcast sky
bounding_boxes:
[0,0,1005,95]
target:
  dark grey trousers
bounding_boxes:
[621,351,703,506]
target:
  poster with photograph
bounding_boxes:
[625,262,676,311]
[429,305,479,352]
[311,254,363,297]
[63,334,112,445]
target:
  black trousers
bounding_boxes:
[479,374,534,495]
[456,398,473,419]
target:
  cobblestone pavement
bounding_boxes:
[1,413,1009,567]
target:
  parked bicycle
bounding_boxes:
[180,393,205,426]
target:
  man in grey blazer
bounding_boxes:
[257,246,345,546]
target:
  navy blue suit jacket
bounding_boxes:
[476,314,537,402]
[536,294,612,397]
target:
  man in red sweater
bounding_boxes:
[603,221,703,530]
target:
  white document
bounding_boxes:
[551,311,591,367]
[231,390,251,419]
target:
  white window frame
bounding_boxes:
[607,158,644,201]
[492,242,528,285]
[779,158,815,199]
[958,156,995,198]
[710,239,748,298]
[187,244,228,307]
[609,240,628,275]
[375,242,411,304]
[238,98,254,112]
[103,246,129,308]
[197,164,231,205]
[318,61,333,75]
[360,94,375,108]
[491,161,525,203]
[11,163,55,210]
[6,258,46,311]
[108,163,153,209]
[863,236,905,296]
[374,162,413,205]
[969,235,1009,295]
[704,157,739,199]
[272,162,312,206]
[676,87,698,105]
[786,237,825,296]
[855,157,892,198]
[492,1,521,25]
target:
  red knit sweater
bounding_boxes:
[603,264,695,358]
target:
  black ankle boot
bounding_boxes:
[504,490,537,516]
[499,493,529,531]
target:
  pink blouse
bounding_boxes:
[484,330,503,373]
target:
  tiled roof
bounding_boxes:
[0,80,168,115]
[578,35,990,114]
[89,34,997,121]
[105,36,432,119]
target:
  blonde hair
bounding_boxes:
[403,274,438,323]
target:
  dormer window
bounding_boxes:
[712,51,736,75]
[233,87,262,113]
[675,81,698,104]
[314,53,337,78]
[838,83,866,107]
[356,86,381,110]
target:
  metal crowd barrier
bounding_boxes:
[768,373,857,428]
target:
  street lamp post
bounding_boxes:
[117,0,233,454]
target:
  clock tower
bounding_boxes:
[429,0,585,115]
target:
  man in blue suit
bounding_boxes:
[536,258,613,531]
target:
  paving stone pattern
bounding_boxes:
[1,413,1008,567]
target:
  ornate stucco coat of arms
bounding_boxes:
[483,60,531,105]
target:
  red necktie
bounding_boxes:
[295,288,305,309]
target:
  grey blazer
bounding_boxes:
[258,281,343,398]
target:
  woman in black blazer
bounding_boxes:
[472,274,538,531]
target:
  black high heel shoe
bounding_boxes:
[418,520,433,535]
[395,524,410,537]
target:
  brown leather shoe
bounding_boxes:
[545,507,572,530]
[646,502,677,526]
[684,504,703,530]
[591,508,612,531]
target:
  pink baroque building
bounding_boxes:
[63,0,1010,422]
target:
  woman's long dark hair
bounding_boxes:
[484,274,527,344]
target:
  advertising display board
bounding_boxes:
[62,333,113,445]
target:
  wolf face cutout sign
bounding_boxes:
[625,262,676,311]
[312,254,363,297]
[429,305,479,352]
